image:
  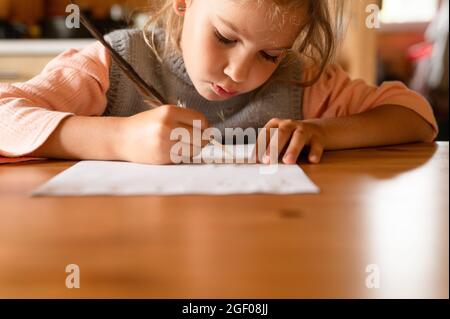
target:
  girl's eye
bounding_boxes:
[263,54,279,64]
[215,30,235,44]
[215,30,279,63]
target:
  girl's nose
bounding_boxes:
[223,53,252,83]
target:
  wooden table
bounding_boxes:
[0,143,448,299]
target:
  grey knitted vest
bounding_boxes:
[103,29,303,142]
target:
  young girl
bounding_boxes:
[0,0,438,165]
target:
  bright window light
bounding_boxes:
[380,0,439,23]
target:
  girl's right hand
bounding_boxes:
[117,105,210,164]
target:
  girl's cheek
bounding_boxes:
[202,40,225,73]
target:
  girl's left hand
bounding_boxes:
[258,118,327,165]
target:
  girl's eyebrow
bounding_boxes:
[216,15,293,51]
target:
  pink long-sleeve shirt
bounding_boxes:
[0,41,439,159]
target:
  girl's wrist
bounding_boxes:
[111,116,130,162]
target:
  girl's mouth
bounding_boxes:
[211,83,237,98]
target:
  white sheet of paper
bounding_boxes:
[32,151,320,197]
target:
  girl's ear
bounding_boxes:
[173,0,188,16]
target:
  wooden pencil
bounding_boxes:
[70,0,166,106]
[72,1,233,159]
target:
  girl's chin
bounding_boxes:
[204,93,231,102]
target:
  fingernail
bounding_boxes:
[263,154,270,164]
[283,154,294,163]
[310,155,318,162]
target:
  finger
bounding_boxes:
[155,104,210,130]
[168,149,194,165]
[171,105,210,129]
[308,137,324,164]
[174,109,211,148]
[180,141,203,158]
[167,140,203,163]
[265,121,295,160]
[256,118,281,163]
[169,123,206,148]
[167,123,205,160]
[200,129,222,148]
[282,128,307,164]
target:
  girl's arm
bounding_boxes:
[1,41,209,164]
[27,115,124,161]
[259,65,439,164]
[0,41,111,157]
[29,105,210,165]
[302,104,436,150]
[302,64,439,140]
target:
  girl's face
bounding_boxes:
[179,0,301,101]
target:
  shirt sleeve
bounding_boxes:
[0,41,111,157]
[302,64,439,142]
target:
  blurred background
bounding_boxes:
[0,0,448,141]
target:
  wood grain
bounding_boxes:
[0,143,448,298]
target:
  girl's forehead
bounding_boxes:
[204,0,302,46]
[209,0,304,25]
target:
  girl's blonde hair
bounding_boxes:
[142,0,347,87]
